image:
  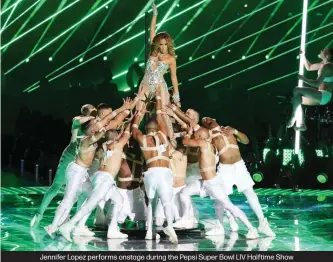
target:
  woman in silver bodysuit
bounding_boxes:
[138,3,180,138]
[287,47,333,131]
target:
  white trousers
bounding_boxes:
[67,171,123,228]
[217,159,255,195]
[51,162,92,228]
[186,162,201,185]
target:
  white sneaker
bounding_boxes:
[145,231,160,240]
[107,227,128,239]
[94,209,107,226]
[205,235,225,249]
[228,216,239,232]
[258,218,276,237]
[246,227,259,240]
[245,239,259,251]
[44,225,56,238]
[73,226,95,237]
[205,221,224,236]
[259,236,275,251]
[58,223,74,242]
[173,218,194,229]
[163,226,178,244]
[31,214,43,228]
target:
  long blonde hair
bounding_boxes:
[150,32,176,57]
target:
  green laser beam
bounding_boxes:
[267,0,319,57]
[51,0,104,58]
[0,0,80,52]
[45,0,208,83]
[248,70,298,91]
[5,0,113,75]
[0,0,21,15]
[309,8,333,42]
[2,0,47,53]
[191,0,231,58]
[204,31,333,88]
[30,0,67,55]
[23,81,40,92]
[27,85,40,93]
[178,0,332,71]
[190,22,333,83]
[44,0,170,79]
[245,0,284,56]
[174,0,212,42]
[2,0,41,33]
[0,1,18,34]
[176,0,280,50]
[326,39,333,48]
[215,0,266,57]
[1,0,13,13]
[82,0,118,60]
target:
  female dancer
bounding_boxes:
[287,48,333,131]
[139,3,180,138]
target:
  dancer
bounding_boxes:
[30,104,96,228]
[107,138,147,228]
[44,100,133,236]
[201,117,275,237]
[138,3,180,138]
[132,86,178,244]
[58,124,132,242]
[173,127,259,239]
[287,48,333,131]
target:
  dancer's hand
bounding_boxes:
[161,106,175,117]
[122,97,132,110]
[221,126,235,136]
[152,3,158,16]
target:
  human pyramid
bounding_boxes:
[30,3,275,245]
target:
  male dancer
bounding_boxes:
[58,125,132,242]
[132,86,178,244]
[173,127,259,239]
[201,117,275,237]
[44,100,133,236]
[31,104,96,227]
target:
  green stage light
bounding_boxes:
[134,57,138,62]
[0,1,18,34]
[49,57,53,61]
[228,49,231,52]
[211,55,215,59]
[242,56,246,60]
[245,4,248,8]
[124,87,131,92]
[315,149,324,157]
[103,56,107,61]
[105,5,108,9]
[317,173,328,184]
[79,58,83,62]
[25,58,29,63]
[189,56,193,61]
[317,196,326,202]
[252,171,264,183]
[265,55,269,59]
[0,0,22,16]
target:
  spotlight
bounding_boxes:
[244,4,248,7]
[317,195,326,202]
[103,56,107,61]
[25,58,30,63]
[211,55,215,59]
[252,171,264,182]
[49,57,53,61]
[105,5,108,9]
[124,87,131,92]
[134,57,138,62]
[228,49,231,52]
[79,58,83,62]
[177,4,180,7]
[242,55,246,60]
[317,173,328,183]
[297,55,300,59]
[189,56,193,61]
[265,55,269,59]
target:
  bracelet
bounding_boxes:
[185,134,190,138]
[124,110,130,115]
[124,131,130,135]
[156,96,161,100]
[132,124,139,129]
[153,9,158,16]
[172,93,180,102]
[156,110,162,114]
[99,127,106,133]
[194,125,200,132]
[233,129,239,135]
[134,97,139,101]
[137,112,142,116]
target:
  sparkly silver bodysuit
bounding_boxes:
[141,57,169,96]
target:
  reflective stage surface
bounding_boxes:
[1,187,333,251]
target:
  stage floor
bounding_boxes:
[1,187,333,251]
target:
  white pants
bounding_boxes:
[180,176,253,229]
[186,162,201,185]
[114,187,147,223]
[67,171,123,227]
[144,167,174,232]
[51,162,92,228]
[155,185,196,224]
[217,159,255,195]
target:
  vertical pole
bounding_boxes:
[20,159,24,176]
[35,164,39,183]
[145,11,149,64]
[49,169,53,185]
[294,0,309,155]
